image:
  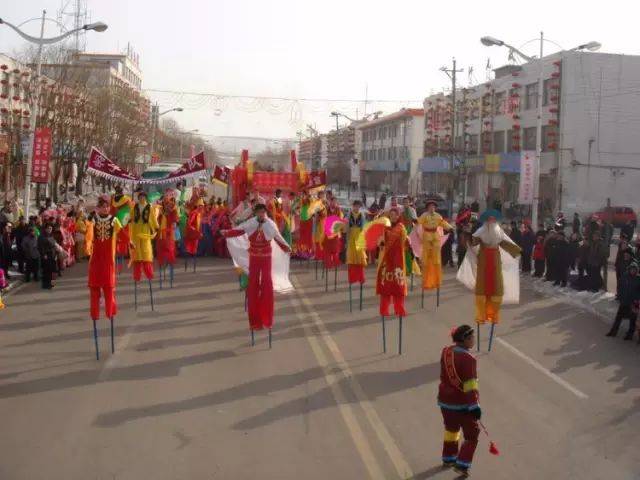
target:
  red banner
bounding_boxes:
[151,153,160,165]
[305,170,326,189]
[211,164,231,184]
[32,127,52,184]
[154,151,206,184]
[252,171,298,193]
[87,147,139,182]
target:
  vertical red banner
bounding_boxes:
[32,127,52,184]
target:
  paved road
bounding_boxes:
[0,258,638,479]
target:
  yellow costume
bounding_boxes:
[313,200,327,260]
[417,212,453,290]
[130,200,159,263]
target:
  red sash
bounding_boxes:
[443,346,463,391]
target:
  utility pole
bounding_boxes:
[441,58,464,215]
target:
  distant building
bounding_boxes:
[422,50,640,218]
[356,108,425,195]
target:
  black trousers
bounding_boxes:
[41,257,55,289]
[25,258,39,282]
[522,251,532,272]
[534,259,545,277]
[608,305,637,338]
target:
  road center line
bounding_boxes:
[496,337,589,400]
[289,295,386,480]
[293,276,414,480]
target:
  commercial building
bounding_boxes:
[357,108,424,194]
[422,50,640,218]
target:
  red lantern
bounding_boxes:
[549,107,559,114]
[549,119,558,126]
[0,108,7,114]
[12,83,19,88]
[0,94,6,100]
[22,110,29,116]
[22,123,29,129]
[512,83,521,88]
[0,65,7,71]
[548,142,557,150]
[550,83,560,89]
[512,71,520,77]
[513,124,521,130]
[551,72,560,78]
[510,92,520,98]
[12,96,19,101]
[553,60,561,67]
[12,108,20,114]
[512,114,520,120]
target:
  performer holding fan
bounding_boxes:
[223,204,291,347]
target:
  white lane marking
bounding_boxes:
[496,337,589,400]
[294,277,414,480]
[290,295,386,480]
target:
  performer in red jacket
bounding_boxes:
[88,198,122,360]
[223,204,290,337]
[438,324,481,477]
[156,191,179,287]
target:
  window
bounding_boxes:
[543,79,554,106]
[468,134,478,153]
[493,131,505,153]
[525,83,538,110]
[494,92,506,116]
[523,127,537,150]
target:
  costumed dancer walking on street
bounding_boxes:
[313,190,328,278]
[438,324,481,477]
[110,185,132,273]
[88,198,122,359]
[457,210,521,351]
[418,199,453,306]
[323,197,344,291]
[376,207,408,354]
[130,190,159,310]
[184,194,204,272]
[268,189,286,233]
[400,196,419,288]
[223,203,292,347]
[346,199,367,310]
[296,190,316,259]
[156,190,179,288]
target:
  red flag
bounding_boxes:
[32,127,52,184]
[241,149,249,167]
[290,150,298,172]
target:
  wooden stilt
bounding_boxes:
[334,267,337,291]
[268,329,272,349]
[159,265,163,290]
[110,317,115,353]
[410,273,414,291]
[436,288,440,308]
[244,290,248,312]
[398,316,403,355]
[315,260,318,280]
[488,323,496,352]
[92,320,99,360]
[421,288,424,309]
[193,255,197,273]
[477,322,480,352]
[381,316,386,353]
[251,329,255,346]
[184,256,188,272]
[169,264,174,288]
[134,281,138,310]
[325,267,328,292]
[349,284,353,313]
[148,279,155,311]
[359,282,363,311]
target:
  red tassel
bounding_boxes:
[489,441,500,456]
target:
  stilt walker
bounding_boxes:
[313,190,328,282]
[223,204,292,346]
[296,191,315,260]
[346,200,367,312]
[88,198,122,359]
[417,199,453,307]
[456,210,521,352]
[156,190,179,289]
[376,208,408,354]
[110,185,133,274]
[438,325,482,477]
[130,190,159,311]
[323,197,344,292]
[184,195,204,273]
[400,197,419,293]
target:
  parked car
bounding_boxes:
[590,206,637,228]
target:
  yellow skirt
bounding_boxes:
[422,261,442,290]
[475,295,502,324]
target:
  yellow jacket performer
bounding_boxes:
[130,191,160,281]
[418,200,453,290]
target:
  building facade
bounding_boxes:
[357,108,424,195]
[422,50,640,218]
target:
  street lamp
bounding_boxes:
[150,106,183,163]
[0,11,108,217]
[179,129,199,159]
[480,33,600,228]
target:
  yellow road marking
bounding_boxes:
[293,276,414,479]
[289,295,386,480]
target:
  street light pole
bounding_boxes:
[0,13,108,217]
[533,31,544,229]
[150,105,183,165]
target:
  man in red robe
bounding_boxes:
[223,204,290,332]
[184,198,204,256]
[156,191,179,285]
[438,324,481,477]
[88,198,122,358]
[376,207,408,316]
[323,197,344,269]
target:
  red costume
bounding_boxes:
[438,344,481,471]
[376,221,408,316]
[156,200,179,266]
[88,214,122,320]
[323,204,343,269]
[184,206,203,256]
[225,217,289,330]
[297,197,315,258]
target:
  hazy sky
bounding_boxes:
[1,0,637,151]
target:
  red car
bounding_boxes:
[591,206,637,228]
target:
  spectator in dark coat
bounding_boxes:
[567,232,581,271]
[37,224,57,289]
[606,262,640,340]
[615,243,634,297]
[509,220,522,246]
[544,230,558,281]
[520,224,536,273]
[621,220,635,242]
[21,226,39,282]
[13,216,28,274]
[0,222,13,279]
[585,231,608,291]
[572,213,581,235]
[552,231,571,287]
